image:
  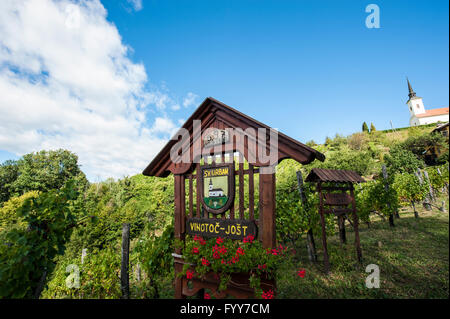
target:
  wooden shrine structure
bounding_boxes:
[305,168,365,273]
[143,97,325,298]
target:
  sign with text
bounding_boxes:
[186,217,258,240]
[324,193,352,206]
[203,128,230,147]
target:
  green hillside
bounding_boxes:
[0,124,448,299]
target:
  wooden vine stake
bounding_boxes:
[296,171,317,262]
[121,223,130,299]
[382,165,396,225]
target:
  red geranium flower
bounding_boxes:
[201,257,210,266]
[216,237,224,245]
[204,292,211,299]
[297,269,306,278]
[236,247,245,256]
[230,255,239,264]
[186,270,194,280]
[243,234,254,243]
[192,247,199,254]
[261,289,274,299]
[258,264,267,270]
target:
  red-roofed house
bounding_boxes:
[406,78,449,126]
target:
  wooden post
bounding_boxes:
[440,201,447,212]
[416,168,431,211]
[350,185,362,263]
[136,262,141,282]
[296,171,317,262]
[317,182,330,274]
[259,166,276,249]
[337,215,347,244]
[437,167,449,196]
[249,163,255,220]
[423,170,435,203]
[81,248,87,265]
[121,223,130,299]
[33,270,47,299]
[239,157,245,219]
[382,165,396,225]
[174,174,186,299]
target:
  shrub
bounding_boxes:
[42,247,121,299]
[384,145,424,176]
[0,181,79,298]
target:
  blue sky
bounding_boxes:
[104,0,449,138]
[0,0,448,180]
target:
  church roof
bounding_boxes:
[407,77,417,100]
[415,107,449,118]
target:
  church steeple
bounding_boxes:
[405,77,425,122]
[407,77,416,99]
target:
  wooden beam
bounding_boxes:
[239,157,245,219]
[350,185,362,263]
[249,163,254,220]
[196,164,201,218]
[174,174,185,253]
[259,167,276,248]
[173,174,186,299]
[188,175,193,218]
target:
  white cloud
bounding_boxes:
[149,117,178,136]
[0,0,186,181]
[126,0,142,12]
[183,92,199,108]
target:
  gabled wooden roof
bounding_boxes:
[305,168,365,183]
[143,97,325,177]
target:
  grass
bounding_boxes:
[277,197,449,299]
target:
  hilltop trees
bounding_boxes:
[0,149,88,205]
[362,122,369,133]
[0,160,19,204]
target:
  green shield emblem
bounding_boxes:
[200,163,235,214]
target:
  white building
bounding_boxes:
[406,78,449,126]
[208,179,224,197]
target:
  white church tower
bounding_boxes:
[406,78,449,126]
[406,78,425,119]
